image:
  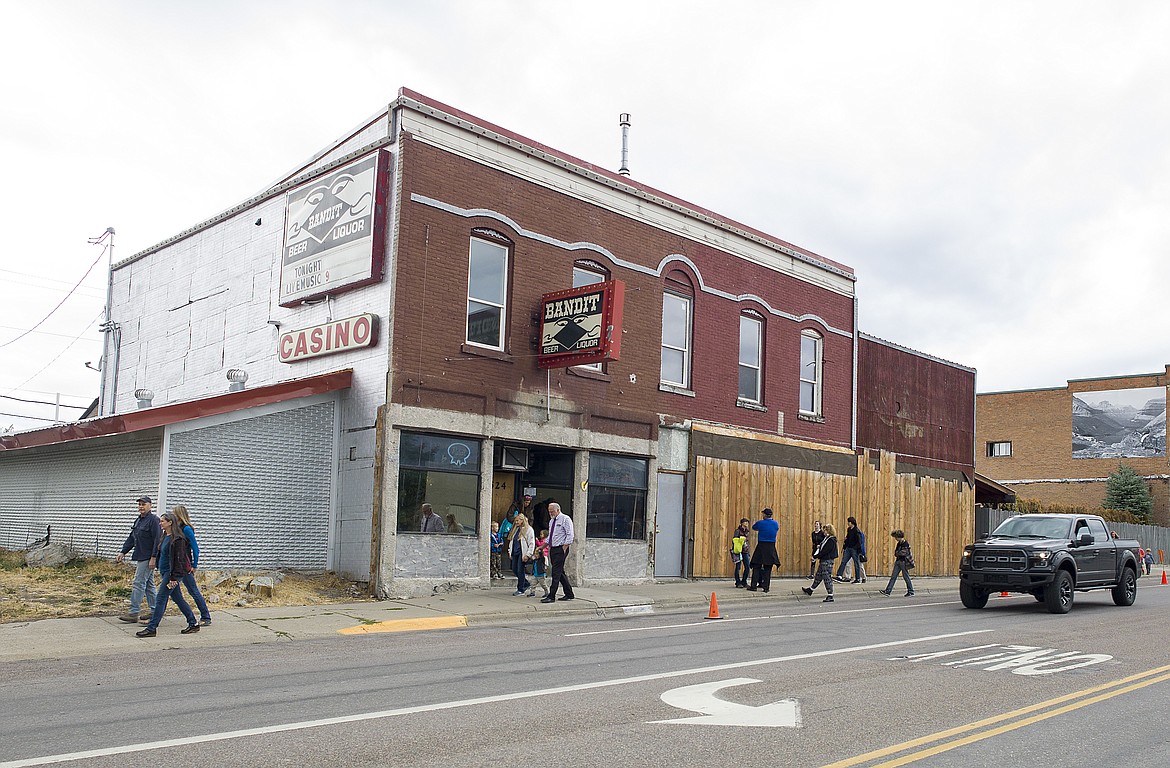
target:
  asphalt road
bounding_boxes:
[3,584,1169,767]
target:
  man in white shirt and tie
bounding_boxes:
[540,501,575,603]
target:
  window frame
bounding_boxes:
[798,329,823,416]
[661,291,693,389]
[465,235,510,351]
[737,312,763,404]
[987,441,1013,458]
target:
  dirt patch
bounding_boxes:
[0,548,372,624]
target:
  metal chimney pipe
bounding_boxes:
[618,113,631,177]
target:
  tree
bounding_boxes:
[1103,463,1153,523]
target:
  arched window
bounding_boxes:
[661,270,694,389]
[573,261,610,372]
[466,233,512,350]
[738,311,764,403]
[799,330,823,416]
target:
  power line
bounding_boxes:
[0,394,89,409]
[0,242,109,349]
[0,411,64,423]
[0,324,103,341]
[1,308,106,398]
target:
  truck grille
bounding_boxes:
[972,548,1028,571]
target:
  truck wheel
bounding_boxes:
[1044,570,1074,614]
[1112,567,1137,606]
[960,581,988,609]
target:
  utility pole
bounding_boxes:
[89,227,116,416]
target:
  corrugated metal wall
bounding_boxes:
[0,431,163,555]
[166,401,335,570]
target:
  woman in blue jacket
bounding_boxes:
[172,505,212,626]
[136,512,199,637]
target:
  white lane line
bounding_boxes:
[0,629,993,768]
[565,599,962,637]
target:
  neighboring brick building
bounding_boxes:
[0,89,976,592]
[976,368,1170,525]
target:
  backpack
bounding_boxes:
[170,536,193,577]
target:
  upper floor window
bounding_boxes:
[987,441,1012,457]
[466,236,509,350]
[738,313,763,403]
[573,264,608,372]
[799,330,823,416]
[661,292,692,388]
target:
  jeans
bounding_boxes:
[885,560,914,593]
[836,548,861,580]
[129,559,157,616]
[734,557,748,586]
[511,552,530,593]
[145,573,196,631]
[180,571,211,623]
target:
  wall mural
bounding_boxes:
[1072,386,1166,459]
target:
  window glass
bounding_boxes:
[1088,518,1110,543]
[466,238,507,348]
[987,441,1012,457]
[586,454,648,540]
[738,314,762,402]
[397,433,481,534]
[799,331,822,414]
[661,293,691,387]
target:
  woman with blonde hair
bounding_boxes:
[507,513,536,596]
[802,523,839,603]
[170,505,212,626]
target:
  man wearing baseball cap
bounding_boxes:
[114,495,161,623]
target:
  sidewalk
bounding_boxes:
[0,577,962,663]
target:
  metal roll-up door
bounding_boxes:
[0,431,163,555]
[166,401,335,570]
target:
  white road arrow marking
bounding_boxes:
[651,677,801,728]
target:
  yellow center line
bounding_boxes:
[820,663,1170,768]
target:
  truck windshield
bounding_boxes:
[991,517,1072,540]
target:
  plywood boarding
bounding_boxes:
[694,448,972,578]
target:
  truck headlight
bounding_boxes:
[1031,551,1051,565]
[962,547,973,562]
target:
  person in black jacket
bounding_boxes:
[114,496,161,623]
[802,523,838,602]
[135,512,199,638]
[879,530,916,597]
[807,521,825,579]
[834,517,864,583]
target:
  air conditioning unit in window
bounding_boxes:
[496,445,529,471]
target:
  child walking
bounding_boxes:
[526,529,550,597]
[879,529,915,597]
[731,520,749,588]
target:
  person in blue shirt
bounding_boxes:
[171,504,212,626]
[747,508,781,593]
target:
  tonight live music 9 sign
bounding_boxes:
[278,150,391,307]
[538,280,625,369]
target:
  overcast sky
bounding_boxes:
[2,1,1168,432]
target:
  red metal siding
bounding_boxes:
[856,337,974,475]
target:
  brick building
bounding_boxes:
[976,367,1169,525]
[1,89,976,592]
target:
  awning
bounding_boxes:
[0,369,353,452]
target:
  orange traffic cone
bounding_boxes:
[1161,569,1167,586]
[705,591,723,620]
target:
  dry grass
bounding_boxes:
[0,548,372,624]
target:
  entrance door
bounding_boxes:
[654,473,685,577]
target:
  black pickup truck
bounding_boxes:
[959,513,1140,614]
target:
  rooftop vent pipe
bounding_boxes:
[226,369,248,392]
[133,388,154,409]
[618,113,631,177]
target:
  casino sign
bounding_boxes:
[538,280,625,369]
